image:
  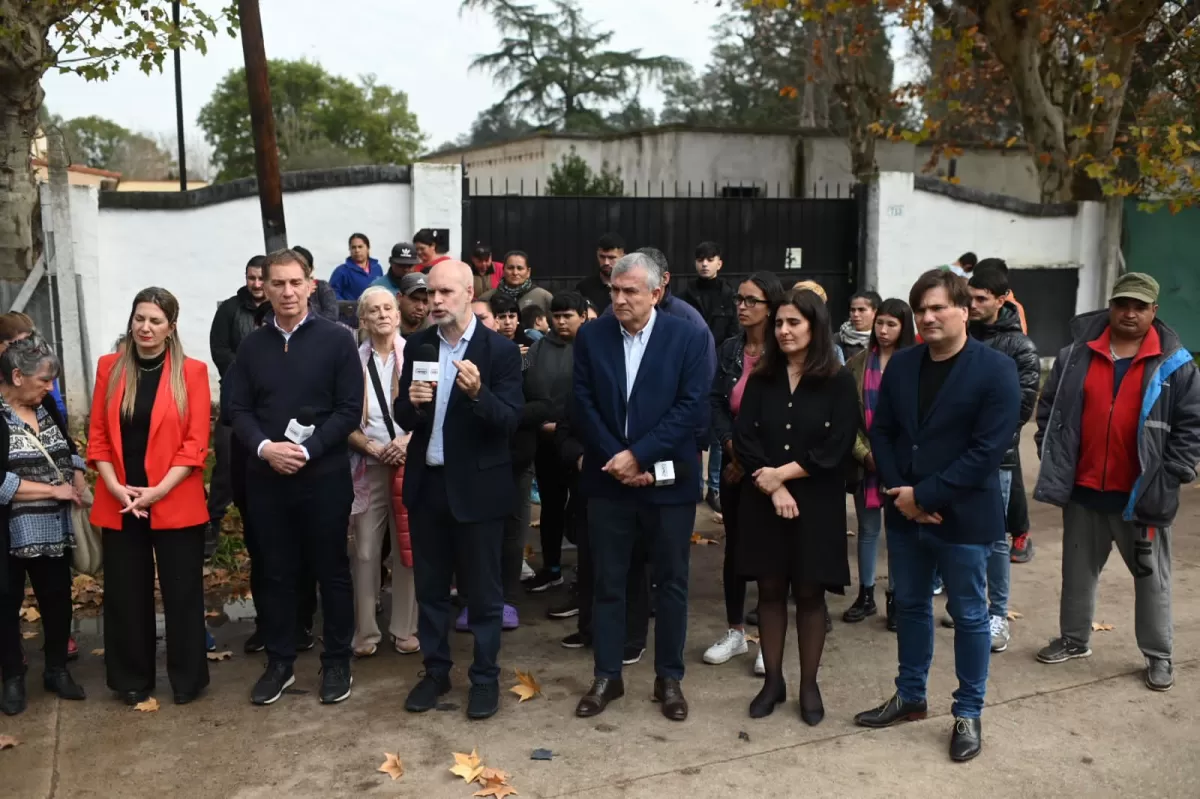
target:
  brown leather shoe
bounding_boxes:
[653,677,688,721]
[575,678,624,718]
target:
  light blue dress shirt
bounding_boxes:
[620,308,657,437]
[425,314,478,466]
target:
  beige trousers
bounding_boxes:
[349,463,417,649]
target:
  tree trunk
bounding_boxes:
[0,3,53,279]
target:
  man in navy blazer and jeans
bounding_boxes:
[854,269,1019,763]
[394,260,524,721]
[572,252,711,722]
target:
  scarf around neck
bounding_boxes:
[499,279,533,299]
[838,320,871,349]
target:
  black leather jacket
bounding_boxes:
[969,302,1040,467]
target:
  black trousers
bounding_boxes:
[575,495,649,650]
[1,554,72,679]
[103,520,208,695]
[208,424,233,526]
[246,467,353,666]
[229,435,316,634]
[1007,448,1030,534]
[534,444,571,571]
[720,474,749,627]
[410,467,504,684]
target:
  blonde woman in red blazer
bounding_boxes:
[87,287,211,707]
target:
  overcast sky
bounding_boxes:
[40,0,726,162]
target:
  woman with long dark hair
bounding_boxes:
[734,289,859,724]
[842,299,916,630]
[0,337,87,715]
[88,288,212,706]
[704,272,784,676]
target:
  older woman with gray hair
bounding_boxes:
[0,336,87,716]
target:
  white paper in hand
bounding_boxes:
[284,419,315,445]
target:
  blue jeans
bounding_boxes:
[988,470,1014,617]
[853,489,884,588]
[706,440,722,495]
[888,524,990,718]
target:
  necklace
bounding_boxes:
[138,361,164,373]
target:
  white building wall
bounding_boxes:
[64,168,459,395]
[866,171,1102,314]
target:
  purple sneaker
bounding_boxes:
[502,604,519,630]
[455,607,469,632]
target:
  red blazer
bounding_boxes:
[87,351,211,530]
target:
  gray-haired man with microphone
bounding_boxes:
[395,259,524,721]
[228,249,364,707]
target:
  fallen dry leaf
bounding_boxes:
[744,630,760,645]
[91,649,104,656]
[134,697,159,713]
[204,610,221,619]
[377,752,404,781]
[450,750,484,784]
[510,670,541,702]
[523,544,534,559]
[474,782,519,799]
[21,631,37,640]
[689,533,717,546]
[1092,622,1115,632]
[206,650,233,662]
[0,735,19,750]
[19,606,40,623]
[1006,610,1023,621]
[478,767,510,784]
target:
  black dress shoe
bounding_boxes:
[405,672,451,713]
[799,684,824,727]
[466,682,500,720]
[174,687,206,705]
[575,678,624,718]
[949,716,982,762]
[43,668,85,700]
[1,675,26,716]
[120,689,152,707]
[652,677,688,721]
[749,679,786,719]
[853,693,928,728]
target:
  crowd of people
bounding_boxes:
[0,229,1195,766]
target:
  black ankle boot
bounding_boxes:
[842,585,877,623]
[885,590,897,632]
[1,675,26,716]
[43,667,86,701]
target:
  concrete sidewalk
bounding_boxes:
[5,431,1199,798]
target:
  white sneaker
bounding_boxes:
[990,615,1011,653]
[753,648,765,676]
[703,628,748,665]
[521,559,535,581]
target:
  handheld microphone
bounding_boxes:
[285,405,317,445]
[413,343,440,383]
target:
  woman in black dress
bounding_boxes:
[734,288,859,724]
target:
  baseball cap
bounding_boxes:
[389,242,420,266]
[398,273,428,296]
[1109,272,1159,305]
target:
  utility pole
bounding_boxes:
[172,0,187,191]
[237,0,287,252]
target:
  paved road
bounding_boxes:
[5,430,1199,798]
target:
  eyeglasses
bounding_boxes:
[734,296,767,308]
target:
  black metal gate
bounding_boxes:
[463,180,860,323]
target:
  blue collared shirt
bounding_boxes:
[426,314,478,466]
[620,308,657,436]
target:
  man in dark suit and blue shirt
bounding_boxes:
[394,259,524,721]
[854,269,1019,762]
[572,252,711,722]
[228,249,364,707]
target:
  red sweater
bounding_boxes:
[1074,326,1162,493]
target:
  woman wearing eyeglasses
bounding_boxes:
[703,272,785,676]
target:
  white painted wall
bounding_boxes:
[62,165,461,396]
[865,171,1102,314]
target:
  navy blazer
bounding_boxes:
[573,311,710,505]
[394,323,524,523]
[868,338,1020,544]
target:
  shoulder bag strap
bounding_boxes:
[366,352,398,441]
